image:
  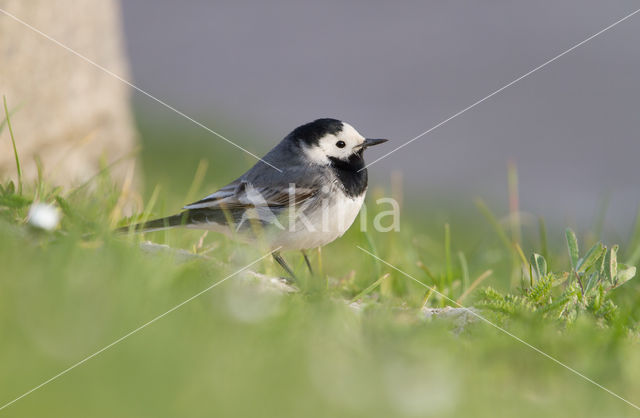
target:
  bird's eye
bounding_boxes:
[336,140,346,148]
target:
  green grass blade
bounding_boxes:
[351,273,389,302]
[66,147,140,198]
[457,269,493,304]
[577,242,605,273]
[614,264,636,287]
[3,96,22,195]
[538,217,550,269]
[507,160,521,247]
[183,158,209,205]
[606,245,618,285]
[458,251,469,291]
[416,261,438,284]
[565,228,579,270]
[0,100,19,136]
[444,223,453,285]
[362,229,381,278]
[530,253,547,278]
[476,199,512,252]
[626,206,640,265]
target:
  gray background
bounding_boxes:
[121,0,640,232]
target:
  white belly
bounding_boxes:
[271,191,365,251]
[185,188,366,251]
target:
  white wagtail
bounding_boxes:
[122,118,388,278]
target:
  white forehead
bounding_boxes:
[335,122,365,144]
[301,122,366,165]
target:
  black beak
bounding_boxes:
[363,138,389,148]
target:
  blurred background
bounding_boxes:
[2,0,639,233]
[120,0,640,233]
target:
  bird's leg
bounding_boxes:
[301,250,313,275]
[272,251,297,281]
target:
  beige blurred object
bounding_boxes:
[0,0,138,188]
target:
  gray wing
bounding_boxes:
[183,178,319,211]
[182,139,330,225]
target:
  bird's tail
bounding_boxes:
[115,213,189,233]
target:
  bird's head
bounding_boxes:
[290,118,388,166]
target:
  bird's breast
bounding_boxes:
[320,189,366,236]
[270,189,366,250]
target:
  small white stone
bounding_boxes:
[28,203,61,231]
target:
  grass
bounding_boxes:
[1,109,640,417]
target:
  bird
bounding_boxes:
[120,118,388,279]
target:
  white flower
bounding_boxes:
[28,203,61,231]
